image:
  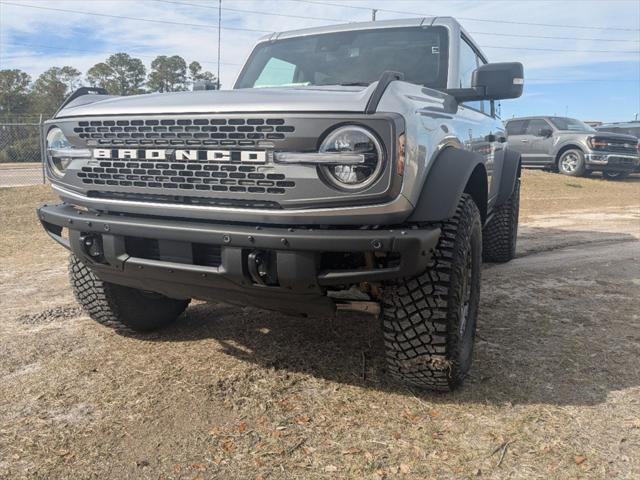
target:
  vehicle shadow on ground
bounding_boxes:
[143,226,640,407]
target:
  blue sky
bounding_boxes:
[1,0,638,123]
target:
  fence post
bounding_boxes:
[39,114,45,184]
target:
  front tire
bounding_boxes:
[483,179,520,263]
[381,194,482,391]
[557,149,586,176]
[69,255,190,332]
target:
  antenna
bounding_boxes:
[217,0,222,90]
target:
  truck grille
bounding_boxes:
[597,138,638,154]
[77,156,296,195]
[73,118,294,147]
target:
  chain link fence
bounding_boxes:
[0,115,46,187]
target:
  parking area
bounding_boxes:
[1,170,639,479]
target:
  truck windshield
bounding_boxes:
[235,27,449,89]
[548,117,595,132]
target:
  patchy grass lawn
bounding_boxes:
[1,171,639,479]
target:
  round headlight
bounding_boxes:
[319,125,384,190]
[46,127,90,177]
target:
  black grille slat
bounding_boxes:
[77,157,295,195]
[75,117,294,147]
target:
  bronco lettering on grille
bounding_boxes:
[93,149,267,163]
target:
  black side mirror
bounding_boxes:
[538,128,553,137]
[448,62,524,102]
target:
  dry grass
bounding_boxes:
[1,171,639,479]
[519,170,640,222]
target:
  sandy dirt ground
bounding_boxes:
[1,170,639,479]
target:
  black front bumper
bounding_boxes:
[38,204,440,315]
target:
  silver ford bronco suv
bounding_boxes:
[38,18,524,391]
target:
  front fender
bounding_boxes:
[407,147,487,223]
[494,148,521,207]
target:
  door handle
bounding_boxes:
[520,139,529,142]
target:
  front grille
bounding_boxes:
[596,138,637,154]
[89,191,282,209]
[608,157,636,166]
[77,156,296,195]
[73,118,295,147]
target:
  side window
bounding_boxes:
[254,58,298,87]
[459,37,490,115]
[459,39,478,88]
[505,120,527,136]
[525,119,551,136]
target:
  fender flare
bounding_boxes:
[552,143,584,164]
[495,148,522,207]
[407,147,488,223]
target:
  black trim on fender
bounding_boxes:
[495,148,521,207]
[407,147,487,223]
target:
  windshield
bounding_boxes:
[548,117,595,132]
[235,27,449,89]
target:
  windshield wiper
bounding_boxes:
[337,82,371,86]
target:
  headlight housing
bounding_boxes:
[46,127,90,177]
[319,125,385,190]
[587,136,609,150]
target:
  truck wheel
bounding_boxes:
[69,255,190,332]
[482,179,520,263]
[381,194,482,391]
[602,171,629,180]
[557,149,586,176]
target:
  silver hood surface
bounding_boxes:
[55,85,378,118]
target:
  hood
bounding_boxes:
[557,130,638,142]
[55,84,379,118]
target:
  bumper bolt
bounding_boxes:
[223,235,231,244]
[103,224,110,232]
[248,235,255,243]
[280,238,289,246]
[371,239,382,250]
[68,218,73,224]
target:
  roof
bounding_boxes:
[256,17,475,50]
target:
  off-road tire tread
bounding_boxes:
[69,255,189,332]
[381,194,482,391]
[482,179,520,263]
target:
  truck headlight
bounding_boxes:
[46,127,91,177]
[319,125,384,190]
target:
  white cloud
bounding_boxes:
[1,0,638,88]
